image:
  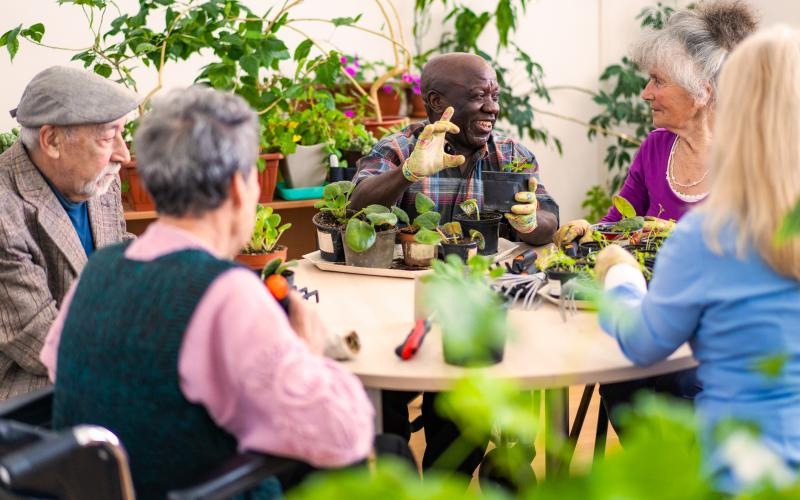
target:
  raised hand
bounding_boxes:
[402,107,466,182]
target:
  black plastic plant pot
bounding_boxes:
[481,171,530,213]
[577,241,603,256]
[343,228,397,269]
[328,166,358,182]
[453,210,503,255]
[440,240,479,262]
[545,269,579,285]
[442,332,506,367]
[312,211,345,262]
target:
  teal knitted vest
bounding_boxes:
[53,243,248,499]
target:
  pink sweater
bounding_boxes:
[41,222,374,467]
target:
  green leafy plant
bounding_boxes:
[331,119,376,164]
[314,180,356,225]
[260,257,297,281]
[502,157,532,173]
[459,198,481,221]
[439,221,485,251]
[408,192,444,246]
[344,204,409,253]
[242,205,291,254]
[608,195,645,233]
[0,128,19,155]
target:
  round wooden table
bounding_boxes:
[294,255,696,473]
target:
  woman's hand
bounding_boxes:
[287,292,327,356]
[594,244,640,283]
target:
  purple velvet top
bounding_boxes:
[602,128,701,223]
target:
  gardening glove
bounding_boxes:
[504,176,539,234]
[594,244,639,284]
[629,217,675,244]
[553,219,593,248]
[402,106,465,182]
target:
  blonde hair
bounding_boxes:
[703,26,800,280]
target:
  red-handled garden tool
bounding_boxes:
[395,318,433,360]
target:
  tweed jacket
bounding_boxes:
[0,141,131,400]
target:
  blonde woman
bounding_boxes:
[595,26,800,492]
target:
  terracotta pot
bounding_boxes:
[363,115,408,139]
[343,227,397,269]
[258,153,282,203]
[120,157,155,211]
[398,230,437,268]
[337,83,403,117]
[235,245,288,272]
[406,89,427,118]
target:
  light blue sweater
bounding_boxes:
[600,210,800,492]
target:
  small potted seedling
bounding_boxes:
[398,192,442,268]
[452,198,503,255]
[236,205,291,271]
[343,204,409,268]
[420,254,509,367]
[313,181,356,262]
[438,221,485,262]
[481,158,532,213]
[591,195,644,241]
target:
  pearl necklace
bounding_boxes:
[667,137,710,188]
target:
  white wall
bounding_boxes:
[2,0,799,220]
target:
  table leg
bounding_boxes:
[544,387,569,477]
[367,388,383,433]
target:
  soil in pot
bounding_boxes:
[343,227,397,269]
[235,245,288,271]
[481,171,530,213]
[440,239,479,262]
[453,210,503,255]
[313,211,346,262]
[398,229,436,268]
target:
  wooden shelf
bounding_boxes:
[123,198,320,221]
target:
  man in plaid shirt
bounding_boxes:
[354,53,559,479]
[352,53,559,246]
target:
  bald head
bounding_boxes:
[419,53,500,153]
[421,53,495,100]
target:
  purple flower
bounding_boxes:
[412,84,421,95]
[354,56,360,68]
[344,109,355,118]
[402,73,413,84]
[340,56,348,65]
[382,84,394,94]
[345,66,356,77]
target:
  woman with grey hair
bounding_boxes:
[554,0,757,435]
[39,86,377,498]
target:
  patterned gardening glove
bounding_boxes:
[402,107,466,182]
[504,176,539,234]
[594,244,639,284]
[553,219,594,248]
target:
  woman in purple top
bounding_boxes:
[554,0,758,437]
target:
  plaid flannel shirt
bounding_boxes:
[355,121,559,224]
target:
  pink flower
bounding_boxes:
[344,109,355,118]
[402,73,413,84]
[412,84,421,95]
[340,56,348,65]
[382,84,394,94]
[354,57,360,68]
[345,66,356,77]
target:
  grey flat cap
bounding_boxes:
[10,66,139,127]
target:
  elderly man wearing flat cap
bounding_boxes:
[0,66,138,399]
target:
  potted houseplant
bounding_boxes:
[235,205,291,271]
[452,198,503,255]
[329,118,376,182]
[481,158,533,213]
[591,195,645,241]
[343,204,409,269]
[420,254,508,367]
[438,221,485,262]
[398,192,442,267]
[313,181,356,262]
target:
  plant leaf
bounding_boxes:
[414,228,442,245]
[366,212,397,227]
[613,194,637,219]
[364,204,389,215]
[413,211,440,231]
[345,218,375,253]
[469,229,486,250]
[775,197,800,245]
[392,206,410,225]
[415,192,436,214]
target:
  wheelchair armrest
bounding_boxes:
[166,452,303,500]
[0,386,53,428]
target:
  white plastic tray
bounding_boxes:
[303,238,519,279]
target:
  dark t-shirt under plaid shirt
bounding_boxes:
[355,121,559,224]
